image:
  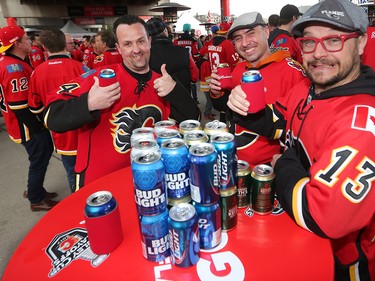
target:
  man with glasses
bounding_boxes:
[209,12,306,169]
[227,0,374,279]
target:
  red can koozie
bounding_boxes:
[216,63,232,90]
[241,70,266,113]
[84,191,124,255]
[99,68,117,87]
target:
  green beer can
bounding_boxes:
[251,164,275,215]
[220,186,238,231]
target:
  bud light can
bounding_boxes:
[179,119,202,136]
[99,68,117,87]
[139,209,170,262]
[84,191,124,254]
[192,201,222,249]
[204,120,228,140]
[132,152,167,216]
[183,130,209,147]
[189,143,220,204]
[160,138,191,207]
[156,129,181,146]
[130,139,160,162]
[241,70,266,113]
[220,186,238,232]
[210,132,237,190]
[154,120,178,134]
[130,127,155,146]
[237,160,251,208]
[251,164,275,215]
[168,203,200,267]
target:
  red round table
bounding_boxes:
[2,167,334,281]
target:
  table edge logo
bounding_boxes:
[45,228,108,277]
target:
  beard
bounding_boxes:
[305,55,361,90]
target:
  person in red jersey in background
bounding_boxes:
[65,33,82,62]
[82,35,95,66]
[0,25,58,211]
[44,15,200,188]
[227,1,374,280]
[79,35,91,53]
[362,21,375,70]
[29,28,90,193]
[209,12,306,168]
[28,33,46,69]
[91,30,122,69]
[268,4,303,64]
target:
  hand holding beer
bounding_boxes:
[241,70,266,113]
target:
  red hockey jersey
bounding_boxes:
[231,50,306,167]
[29,55,89,155]
[28,45,45,69]
[45,64,172,185]
[0,55,38,143]
[92,49,122,69]
[269,29,303,64]
[207,36,239,70]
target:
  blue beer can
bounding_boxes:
[242,70,262,83]
[168,203,200,267]
[156,129,181,146]
[189,143,220,204]
[192,201,222,249]
[139,210,170,262]
[85,190,117,217]
[160,138,191,207]
[210,132,238,190]
[132,151,167,216]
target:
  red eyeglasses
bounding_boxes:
[296,32,360,54]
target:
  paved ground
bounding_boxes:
[0,90,219,276]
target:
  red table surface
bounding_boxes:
[3,167,334,281]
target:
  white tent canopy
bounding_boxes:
[174,12,207,36]
[60,20,95,40]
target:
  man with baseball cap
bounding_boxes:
[0,25,59,211]
[227,0,374,279]
[268,4,303,63]
[209,11,306,169]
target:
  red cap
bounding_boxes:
[0,25,25,53]
[217,22,231,34]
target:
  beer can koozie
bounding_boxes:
[189,143,220,204]
[132,152,167,216]
[211,132,237,190]
[216,63,232,90]
[99,68,117,87]
[251,164,275,215]
[220,186,238,232]
[168,203,200,268]
[160,139,191,206]
[241,70,266,113]
[139,210,170,262]
[237,160,251,208]
[192,201,222,249]
[179,120,202,136]
[84,191,124,255]
[183,130,209,147]
[204,120,228,140]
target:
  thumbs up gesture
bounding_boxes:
[153,64,176,97]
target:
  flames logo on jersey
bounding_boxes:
[110,105,163,153]
[286,57,306,76]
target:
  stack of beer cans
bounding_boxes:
[130,120,241,265]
